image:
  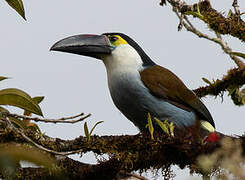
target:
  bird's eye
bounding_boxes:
[109,36,118,42]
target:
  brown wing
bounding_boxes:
[140,65,215,128]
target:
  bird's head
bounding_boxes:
[50,33,155,68]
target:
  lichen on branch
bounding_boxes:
[194,67,245,105]
[167,0,245,43]
[1,111,245,179]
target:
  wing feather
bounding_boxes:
[140,65,215,128]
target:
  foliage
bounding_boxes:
[0,78,43,116]
[84,121,104,141]
[0,144,56,179]
[5,0,25,20]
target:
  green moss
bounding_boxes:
[182,1,245,42]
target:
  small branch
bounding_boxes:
[159,0,166,6]
[122,172,148,180]
[232,0,240,15]
[1,113,245,179]
[15,157,122,180]
[177,13,184,31]
[174,9,245,68]
[4,116,84,155]
[4,112,91,124]
[193,67,245,98]
[167,0,245,43]
[0,119,239,172]
[167,0,186,10]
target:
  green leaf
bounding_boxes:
[5,0,26,20]
[146,113,154,140]
[0,88,43,116]
[32,96,45,104]
[24,96,44,116]
[0,106,27,129]
[230,52,245,59]
[89,121,104,136]
[0,144,55,169]
[9,117,27,129]
[84,122,90,141]
[202,78,212,85]
[185,5,204,20]
[0,76,9,82]
[154,118,169,135]
[197,4,201,15]
[227,9,232,18]
[228,87,237,96]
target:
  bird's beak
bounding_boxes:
[50,34,114,59]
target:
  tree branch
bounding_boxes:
[167,0,245,43]
[193,67,245,102]
[232,0,240,15]
[3,112,91,124]
[173,10,245,68]
[1,112,245,179]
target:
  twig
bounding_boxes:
[167,0,186,10]
[193,67,245,98]
[4,116,85,156]
[125,172,148,180]
[159,0,166,6]
[177,13,184,31]
[173,10,245,68]
[183,14,195,29]
[166,0,245,42]
[4,112,91,124]
[232,0,240,15]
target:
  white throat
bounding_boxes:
[102,44,145,99]
[102,44,143,75]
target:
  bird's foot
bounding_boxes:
[154,118,175,137]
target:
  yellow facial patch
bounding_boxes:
[109,35,128,46]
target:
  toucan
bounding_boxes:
[50,32,219,140]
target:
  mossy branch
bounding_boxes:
[193,67,245,105]
[167,0,245,43]
[1,113,245,179]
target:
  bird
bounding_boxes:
[50,32,217,138]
